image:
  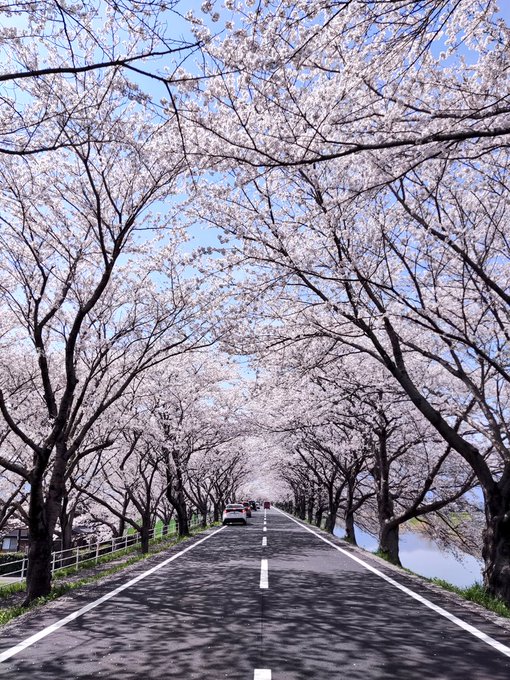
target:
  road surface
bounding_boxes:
[0,508,509,678]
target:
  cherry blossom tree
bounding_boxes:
[0,69,222,603]
[252,350,476,563]
[293,428,373,538]
[178,0,510,603]
[0,1,203,155]
[182,0,510,172]
[207,449,251,518]
[152,353,250,534]
[187,446,250,526]
[77,433,168,554]
[353,383,477,564]
[190,168,509,593]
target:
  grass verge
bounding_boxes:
[373,550,510,619]
[0,555,141,627]
[429,578,510,619]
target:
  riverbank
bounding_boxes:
[334,523,483,588]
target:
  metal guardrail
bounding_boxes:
[0,514,209,588]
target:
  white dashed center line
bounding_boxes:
[255,519,270,675]
[254,670,271,680]
[260,559,269,589]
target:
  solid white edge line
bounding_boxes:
[260,559,269,589]
[254,669,271,679]
[0,526,227,663]
[276,508,510,658]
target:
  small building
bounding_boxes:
[1,527,29,553]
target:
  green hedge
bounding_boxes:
[0,552,25,576]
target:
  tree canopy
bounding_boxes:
[1,0,510,607]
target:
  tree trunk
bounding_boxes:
[373,421,400,564]
[307,494,315,524]
[482,471,510,604]
[167,456,190,537]
[325,483,340,533]
[314,507,324,528]
[213,502,220,523]
[344,510,357,545]
[160,508,174,535]
[116,494,130,537]
[341,480,358,544]
[175,497,189,536]
[25,491,53,604]
[295,494,306,520]
[325,511,338,533]
[25,450,66,604]
[59,497,75,552]
[140,517,150,554]
[379,522,401,565]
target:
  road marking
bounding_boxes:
[254,670,271,679]
[260,559,269,589]
[262,537,267,547]
[263,526,267,532]
[277,509,510,659]
[0,526,227,663]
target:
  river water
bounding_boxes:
[333,524,483,588]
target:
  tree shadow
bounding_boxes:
[1,518,509,679]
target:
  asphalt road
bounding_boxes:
[0,508,510,679]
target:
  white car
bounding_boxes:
[222,503,247,525]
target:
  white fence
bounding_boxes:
[0,514,208,588]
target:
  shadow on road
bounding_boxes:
[2,517,509,679]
